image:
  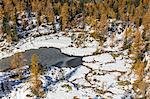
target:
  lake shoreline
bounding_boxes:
[0,47,83,72]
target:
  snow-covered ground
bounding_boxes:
[0,31,98,60]
[0,29,148,99]
[0,53,136,99]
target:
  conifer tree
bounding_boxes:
[133,60,145,80]
[31,54,39,80]
[46,0,55,23]
[142,5,150,30]
[107,7,116,19]
[30,54,42,97]
[3,0,13,13]
[60,3,69,31]
[0,8,3,20]
[6,35,12,44]
[131,29,144,59]
[10,6,18,42]
[133,60,147,98]
[123,27,132,49]
[10,52,24,79]
[11,52,24,69]
[70,0,78,19]
[2,12,11,36]
[53,2,61,15]
[15,0,25,12]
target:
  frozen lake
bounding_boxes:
[0,47,82,71]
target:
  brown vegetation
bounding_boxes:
[30,54,44,98]
[132,60,148,98]
[131,28,144,59]
[10,52,24,79]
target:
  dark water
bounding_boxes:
[0,47,82,71]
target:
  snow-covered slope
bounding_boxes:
[0,23,149,98]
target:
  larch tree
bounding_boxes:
[31,0,42,13]
[53,2,61,15]
[3,0,12,12]
[30,54,43,97]
[46,0,55,23]
[15,0,25,12]
[2,1,13,42]
[6,35,12,44]
[123,27,133,49]
[10,52,24,68]
[128,4,136,23]
[133,60,147,98]
[131,28,144,59]
[107,7,116,19]
[135,2,144,26]
[2,12,11,37]
[60,3,69,31]
[31,0,37,12]
[118,0,127,21]
[70,0,78,19]
[31,53,40,82]
[10,52,24,79]
[9,6,18,42]
[2,0,19,42]
[0,8,3,20]
[142,4,150,30]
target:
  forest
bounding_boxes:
[0,0,149,99]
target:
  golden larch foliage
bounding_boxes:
[61,3,69,30]
[31,54,39,79]
[15,1,25,12]
[133,60,147,98]
[11,52,24,69]
[131,28,144,58]
[132,60,145,80]
[142,6,150,30]
[10,52,24,79]
[124,27,133,43]
[30,54,44,97]
[46,0,54,23]
[0,8,4,20]
[6,35,12,44]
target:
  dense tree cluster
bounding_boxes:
[0,0,149,43]
[1,0,149,98]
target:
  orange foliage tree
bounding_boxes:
[133,60,147,98]
[30,54,43,97]
[60,3,69,31]
[11,52,24,79]
[131,28,144,59]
